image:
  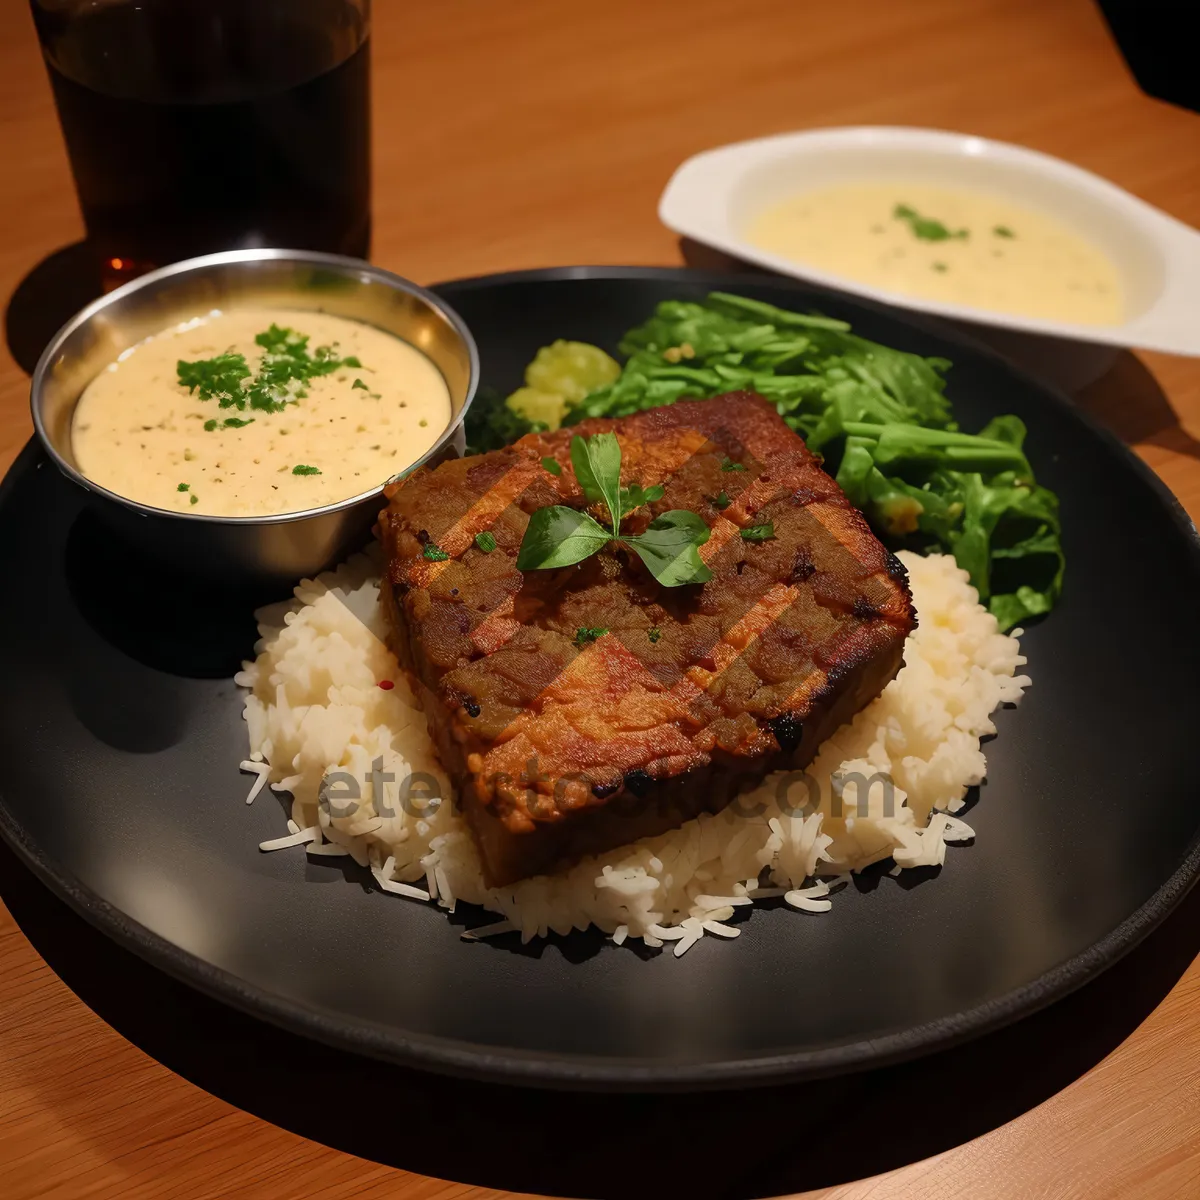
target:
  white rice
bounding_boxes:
[237,547,1029,954]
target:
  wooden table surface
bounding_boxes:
[3,1,1200,1197]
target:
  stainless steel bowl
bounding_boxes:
[31,248,479,588]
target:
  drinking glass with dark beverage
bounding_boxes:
[30,0,371,288]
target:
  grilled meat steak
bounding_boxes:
[379,393,915,886]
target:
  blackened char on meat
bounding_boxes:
[378,393,915,886]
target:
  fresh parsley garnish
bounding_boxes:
[712,490,731,509]
[573,625,608,647]
[515,506,611,569]
[249,326,362,412]
[352,378,369,390]
[516,432,712,588]
[741,522,775,542]
[993,225,1015,239]
[189,494,199,506]
[178,325,367,416]
[292,464,322,476]
[720,457,746,472]
[647,626,662,644]
[177,352,251,406]
[541,456,563,476]
[620,510,713,586]
[423,543,450,561]
[223,417,254,428]
[474,531,497,553]
[893,203,968,242]
[177,483,189,492]
[620,482,665,510]
[203,419,218,432]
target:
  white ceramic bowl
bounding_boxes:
[660,126,1200,359]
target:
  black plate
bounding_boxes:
[3,267,1199,1091]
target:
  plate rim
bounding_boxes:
[4,264,1200,1091]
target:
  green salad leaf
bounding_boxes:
[476,293,1063,628]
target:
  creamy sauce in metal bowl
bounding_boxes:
[746,181,1124,326]
[72,308,452,517]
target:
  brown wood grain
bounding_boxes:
[2,0,1199,1196]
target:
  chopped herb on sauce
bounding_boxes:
[720,457,747,472]
[647,626,662,644]
[474,531,497,553]
[203,419,218,432]
[189,494,199,506]
[573,625,608,647]
[541,456,563,476]
[893,203,968,242]
[178,324,368,416]
[993,225,1016,239]
[352,378,369,390]
[292,464,322,476]
[713,490,731,509]
[422,543,450,561]
[177,483,189,492]
[176,352,250,407]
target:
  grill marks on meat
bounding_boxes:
[379,392,915,885]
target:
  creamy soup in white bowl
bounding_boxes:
[746,181,1124,327]
[659,126,1200,358]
